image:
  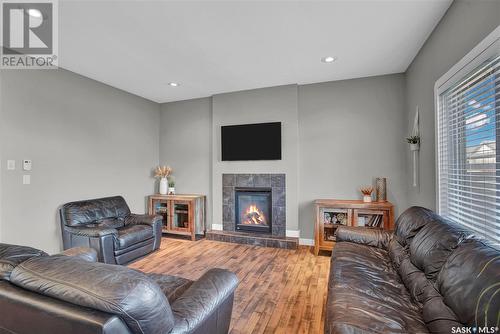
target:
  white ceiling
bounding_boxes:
[59,0,452,103]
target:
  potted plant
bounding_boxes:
[154,165,172,195]
[168,176,176,195]
[406,135,420,151]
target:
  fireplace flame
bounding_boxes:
[242,204,267,225]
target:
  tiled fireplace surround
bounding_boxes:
[223,173,286,236]
[206,173,298,249]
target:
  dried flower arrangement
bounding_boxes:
[360,186,373,196]
[154,165,172,178]
[360,186,374,203]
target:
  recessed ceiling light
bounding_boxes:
[28,9,42,18]
[168,82,179,87]
[321,56,337,63]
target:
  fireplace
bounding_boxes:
[235,187,272,233]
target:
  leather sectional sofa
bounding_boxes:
[327,206,500,334]
[60,196,163,264]
[0,243,239,334]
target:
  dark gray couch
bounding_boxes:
[60,196,162,264]
[326,206,500,334]
[0,243,238,334]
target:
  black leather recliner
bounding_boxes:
[0,243,239,334]
[60,196,162,264]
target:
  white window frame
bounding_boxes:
[435,25,500,227]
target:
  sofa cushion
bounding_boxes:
[61,196,131,227]
[388,237,406,271]
[327,242,428,334]
[0,243,47,281]
[146,273,193,303]
[436,239,500,328]
[114,224,153,250]
[399,254,441,307]
[394,206,434,246]
[409,218,473,281]
[10,254,175,334]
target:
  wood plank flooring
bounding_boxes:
[129,237,331,334]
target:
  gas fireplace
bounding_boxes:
[235,187,272,233]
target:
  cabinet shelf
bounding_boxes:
[314,199,394,256]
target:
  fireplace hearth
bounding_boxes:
[235,187,272,233]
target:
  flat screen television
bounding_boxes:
[221,122,282,161]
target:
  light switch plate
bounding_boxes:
[23,175,31,185]
[7,160,15,170]
[23,159,32,171]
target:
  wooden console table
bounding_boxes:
[314,199,394,255]
[148,194,206,241]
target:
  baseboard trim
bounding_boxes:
[286,229,300,238]
[211,224,223,231]
[299,238,314,246]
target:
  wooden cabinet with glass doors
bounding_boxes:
[148,194,206,241]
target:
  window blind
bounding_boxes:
[437,55,500,245]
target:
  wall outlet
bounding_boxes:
[7,160,15,170]
[23,175,31,185]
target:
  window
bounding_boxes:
[436,29,500,245]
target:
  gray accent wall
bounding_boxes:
[405,0,500,209]
[298,74,408,239]
[212,85,300,233]
[0,69,160,253]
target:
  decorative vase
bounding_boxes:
[410,143,420,151]
[375,177,387,202]
[363,195,372,203]
[168,187,175,195]
[159,177,168,195]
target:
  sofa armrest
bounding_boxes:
[63,225,118,238]
[169,268,239,334]
[124,213,162,226]
[59,247,98,262]
[336,226,392,250]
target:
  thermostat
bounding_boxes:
[23,160,32,171]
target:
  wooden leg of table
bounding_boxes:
[191,232,196,241]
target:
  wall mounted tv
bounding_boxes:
[221,122,282,161]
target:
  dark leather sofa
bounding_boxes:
[0,243,239,334]
[60,196,162,264]
[326,206,500,334]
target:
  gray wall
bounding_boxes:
[159,98,212,223]
[405,0,500,209]
[211,85,300,233]
[298,74,408,239]
[0,69,160,253]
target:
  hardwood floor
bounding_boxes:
[129,237,331,334]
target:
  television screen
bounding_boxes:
[221,122,282,161]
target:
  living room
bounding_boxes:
[0,0,498,333]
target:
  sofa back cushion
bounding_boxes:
[10,255,174,334]
[394,206,434,246]
[409,218,473,281]
[436,239,500,328]
[61,196,131,226]
[0,243,47,281]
